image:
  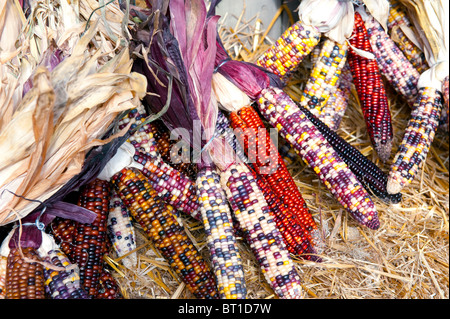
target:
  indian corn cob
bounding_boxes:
[387,1,428,73]
[387,87,444,194]
[220,161,304,299]
[256,86,380,229]
[196,164,247,299]
[300,39,349,117]
[43,249,89,299]
[444,76,449,127]
[111,168,218,299]
[134,151,201,220]
[247,163,321,261]
[298,103,402,203]
[348,12,393,162]
[0,256,6,299]
[317,63,353,131]
[96,269,123,299]
[365,15,420,105]
[229,106,320,241]
[5,247,46,299]
[69,178,111,297]
[107,189,137,269]
[256,21,321,83]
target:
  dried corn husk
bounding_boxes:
[0,2,146,226]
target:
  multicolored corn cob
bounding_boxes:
[256,86,380,229]
[348,12,393,162]
[257,21,321,83]
[220,162,303,299]
[365,15,420,105]
[387,87,444,194]
[441,76,449,129]
[43,249,89,299]
[387,1,428,73]
[96,269,123,299]
[196,165,246,299]
[70,179,111,297]
[247,163,321,261]
[111,168,218,299]
[0,256,7,299]
[298,103,402,203]
[215,111,248,163]
[317,63,353,131]
[134,151,201,220]
[107,189,137,269]
[300,39,349,117]
[229,106,319,240]
[48,218,77,257]
[5,247,46,299]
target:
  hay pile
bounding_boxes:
[106,4,448,299]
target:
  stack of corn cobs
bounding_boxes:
[0,0,448,300]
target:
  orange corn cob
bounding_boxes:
[111,168,218,299]
[300,39,349,117]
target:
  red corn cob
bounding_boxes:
[69,179,111,297]
[348,12,393,162]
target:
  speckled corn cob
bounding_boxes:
[70,179,111,297]
[247,163,321,261]
[118,105,159,157]
[96,270,123,299]
[256,86,380,229]
[365,16,420,105]
[387,1,428,73]
[348,12,393,162]
[43,249,89,299]
[134,151,201,220]
[196,165,246,299]
[257,21,321,83]
[300,39,349,116]
[441,76,449,129]
[107,189,137,269]
[5,247,46,299]
[299,103,402,203]
[0,256,6,299]
[111,168,218,299]
[317,64,353,131]
[388,87,444,194]
[215,111,248,163]
[220,162,303,299]
[229,106,319,243]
